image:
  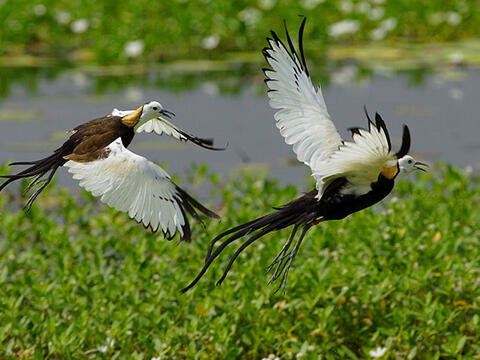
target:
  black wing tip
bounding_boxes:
[175,185,220,220]
[137,219,181,241]
[270,30,281,43]
[395,124,411,158]
[363,105,392,151]
[347,127,362,136]
[283,20,297,59]
[297,17,309,76]
[177,129,226,151]
[363,105,371,121]
[374,112,392,151]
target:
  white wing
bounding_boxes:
[312,124,395,196]
[264,20,397,197]
[111,108,186,141]
[64,138,187,238]
[263,22,342,170]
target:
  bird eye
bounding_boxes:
[152,107,158,110]
[408,160,413,164]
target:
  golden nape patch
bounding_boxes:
[121,106,143,127]
[381,165,399,179]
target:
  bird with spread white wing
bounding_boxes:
[182,19,428,293]
[0,101,222,241]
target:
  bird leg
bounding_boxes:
[267,224,312,295]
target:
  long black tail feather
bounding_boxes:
[0,153,64,209]
[181,191,320,292]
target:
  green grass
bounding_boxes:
[0,163,479,359]
[1,0,479,65]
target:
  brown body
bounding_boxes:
[0,115,132,208]
[63,116,134,162]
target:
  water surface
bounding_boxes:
[0,67,478,194]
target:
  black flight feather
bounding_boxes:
[297,17,309,76]
[374,112,392,151]
[395,125,411,158]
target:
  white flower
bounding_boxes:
[124,40,144,58]
[370,27,386,41]
[380,18,397,31]
[239,7,262,26]
[328,20,360,38]
[369,347,387,358]
[430,12,461,25]
[71,19,89,33]
[97,337,115,353]
[152,357,161,360]
[258,0,276,10]
[446,11,461,25]
[56,11,71,24]
[449,51,464,64]
[301,0,325,10]
[34,4,46,16]
[368,7,384,20]
[356,1,371,14]
[263,355,280,360]
[202,34,220,49]
[338,0,353,13]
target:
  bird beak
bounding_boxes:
[414,161,429,172]
[159,109,175,119]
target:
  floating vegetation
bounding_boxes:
[0,163,478,357]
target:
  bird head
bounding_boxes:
[121,100,175,128]
[397,155,428,177]
[140,101,175,122]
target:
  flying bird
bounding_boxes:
[0,101,222,241]
[182,19,427,293]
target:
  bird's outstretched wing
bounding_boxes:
[263,18,343,172]
[111,108,224,150]
[263,19,400,197]
[64,138,217,240]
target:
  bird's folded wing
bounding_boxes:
[64,138,186,237]
[312,123,394,196]
[263,19,343,170]
[111,108,222,150]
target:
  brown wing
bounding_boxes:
[64,116,133,162]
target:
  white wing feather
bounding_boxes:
[111,108,187,141]
[264,23,395,197]
[65,138,186,237]
[312,125,395,196]
[264,32,342,169]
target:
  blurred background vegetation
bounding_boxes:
[0,0,479,65]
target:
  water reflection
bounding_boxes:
[0,64,478,191]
